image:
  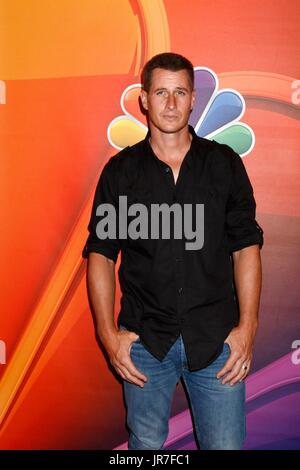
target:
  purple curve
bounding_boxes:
[114,352,300,450]
[189,69,216,128]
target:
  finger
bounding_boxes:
[228,361,251,386]
[123,371,146,387]
[112,353,146,386]
[123,330,140,342]
[221,359,244,385]
[230,366,248,385]
[115,364,147,388]
[126,347,148,382]
[129,333,140,342]
[216,351,240,379]
[238,365,251,383]
[119,364,146,387]
[115,333,146,385]
[120,357,148,386]
[127,359,148,383]
[115,366,126,381]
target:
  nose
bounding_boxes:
[166,93,176,109]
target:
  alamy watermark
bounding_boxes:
[291,80,300,105]
[291,340,300,365]
[95,196,205,250]
[0,340,6,364]
[0,80,6,104]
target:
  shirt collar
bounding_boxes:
[144,125,197,170]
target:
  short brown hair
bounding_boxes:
[141,52,194,92]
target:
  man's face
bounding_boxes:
[140,68,195,134]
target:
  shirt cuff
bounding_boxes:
[82,243,119,263]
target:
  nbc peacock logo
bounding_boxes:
[107,67,254,157]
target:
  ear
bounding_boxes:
[140,89,148,111]
[191,89,196,110]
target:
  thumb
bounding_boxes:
[131,332,140,340]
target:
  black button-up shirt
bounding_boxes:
[82,126,264,371]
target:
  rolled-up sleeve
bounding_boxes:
[82,158,120,263]
[225,148,264,253]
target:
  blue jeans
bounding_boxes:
[120,325,246,450]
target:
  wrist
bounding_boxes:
[97,324,119,341]
[238,319,258,333]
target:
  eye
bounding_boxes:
[177,90,186,96]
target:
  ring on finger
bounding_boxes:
[239,364,250,381]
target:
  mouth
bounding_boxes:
[163,115,179,120]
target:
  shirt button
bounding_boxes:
[165,167,170,173]
[178,287,183,294]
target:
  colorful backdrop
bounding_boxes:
[0,0,300,450]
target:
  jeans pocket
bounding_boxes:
[223,342,231,353]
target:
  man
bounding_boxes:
[82,52,263,450]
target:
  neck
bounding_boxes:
[148,125,192,160]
